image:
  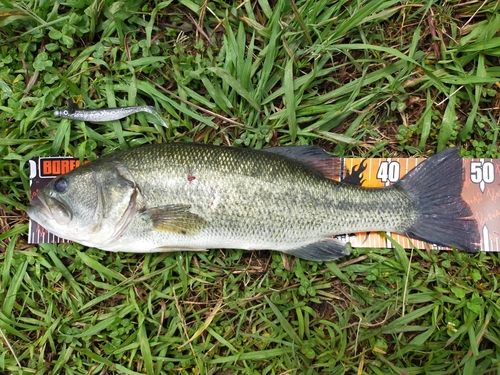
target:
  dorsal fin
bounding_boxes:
[261,146,341,180]
[66,99,77,114]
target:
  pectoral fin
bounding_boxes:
[140,204,207,235]
[283,238,351,261]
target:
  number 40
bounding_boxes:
[377,161,400,184]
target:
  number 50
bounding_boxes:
[470,161,494,184]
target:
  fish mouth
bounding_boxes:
[27,190,72,226]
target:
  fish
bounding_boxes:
[26,143,480,261]
[54,100,169,129]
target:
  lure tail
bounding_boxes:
[397,148,480,252]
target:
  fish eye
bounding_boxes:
[54,177,69,193]
[63,110,69,116]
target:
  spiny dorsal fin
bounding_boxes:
[261,146,341,180]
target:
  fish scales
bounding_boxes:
[118,144,413,246]
[27,143,480,261]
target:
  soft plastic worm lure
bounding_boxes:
[54,100,169,128]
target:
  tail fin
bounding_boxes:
[396,148,480,252]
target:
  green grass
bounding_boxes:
[1,0,500,374]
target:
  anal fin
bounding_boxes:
[283,238,351,261]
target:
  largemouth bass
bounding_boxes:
[54,100,169,129]
[27,144,480,261]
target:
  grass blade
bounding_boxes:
[284,58,297,142]
[437,85,457,151]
